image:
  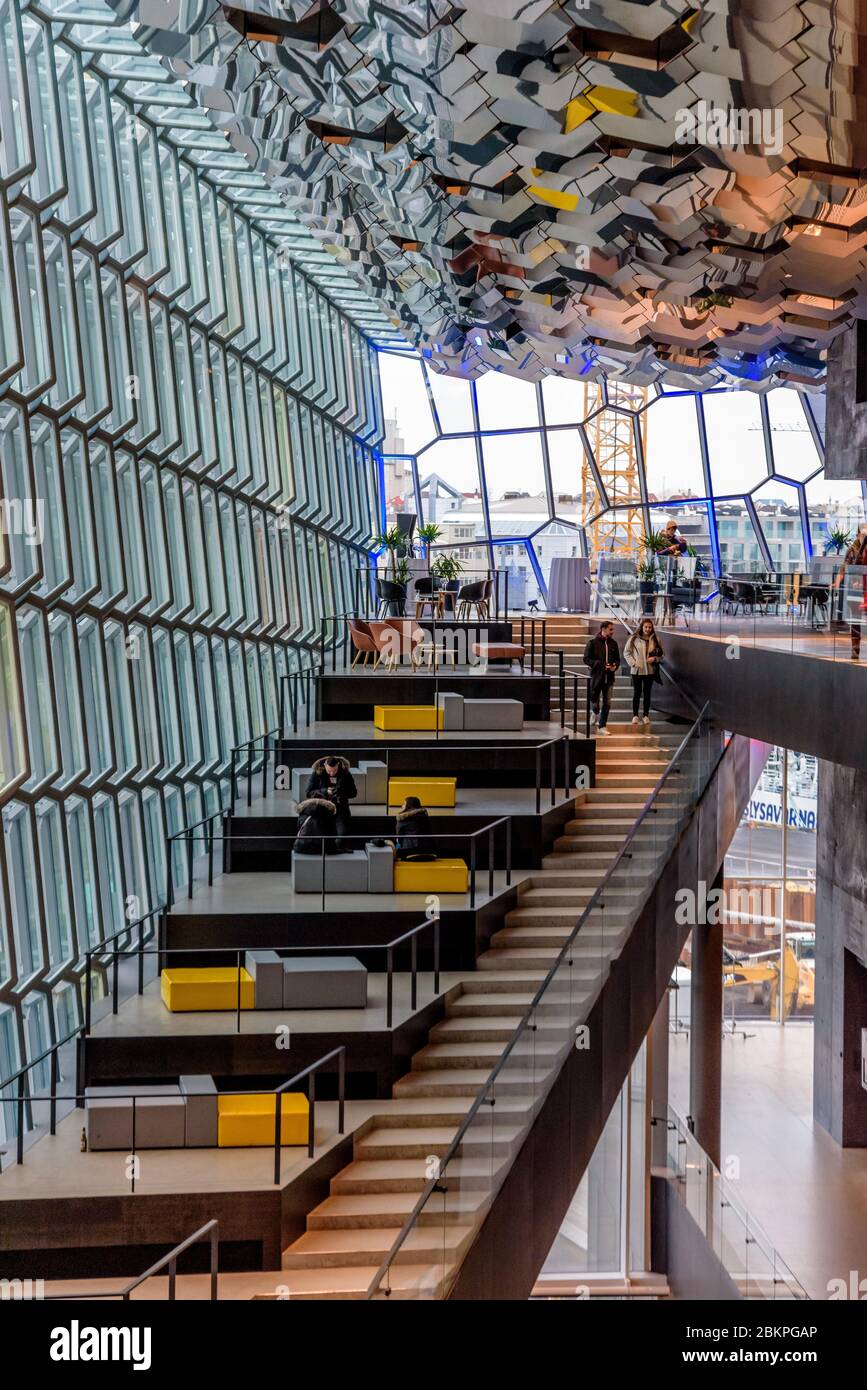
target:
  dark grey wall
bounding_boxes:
[662,631,867,774]
[651,1176,743,1301]
[825,324,867,481]
[814,759,867,1145]
[447,733,758,1299]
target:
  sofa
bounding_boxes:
[436,692,523,731]
[292,842,468,894]
[289,759,387,804]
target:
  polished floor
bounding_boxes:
[278,716,573,744]
[669,1022,867,1300]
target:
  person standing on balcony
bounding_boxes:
[583,620,620,736]
[625,618,664,726]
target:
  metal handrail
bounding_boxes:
[364,701,717,1298]
[86,916,441,1033]
[41,1221,220,1302]
[272,734,572,815]
[3,1046,347,1182]
[174,817,513,911]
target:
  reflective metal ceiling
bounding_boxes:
[108,0,867,389]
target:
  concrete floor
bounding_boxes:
[239,784,573,819]
[91,971,467,1040]
[669,1022,867,1299]
[170,866,527,916]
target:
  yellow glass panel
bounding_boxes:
[526,186,579,212]
[585,85,639,118]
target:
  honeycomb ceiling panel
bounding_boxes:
[105,0,867,389]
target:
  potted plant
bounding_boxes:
[431,553,464,613]
[417,522,442,585]
[825,526,852,556]
[372,525,408,614]
[637,531,666,613]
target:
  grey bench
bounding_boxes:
[292,849,370,893]
[179,1075,218,1148]
[85,1085,186,1151]
[282,956,368,1009]
[289,760,387,804]
[245,949,284,1009]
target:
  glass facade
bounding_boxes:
[0,0,383,1120]
[380,352,864,606]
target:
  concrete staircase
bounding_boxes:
[272,713,684,1299]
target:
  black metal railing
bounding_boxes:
[42,1221,220,1302]
[171,819,512,912]
[3,1046,346,1184]
[364,702,721,1298]
[85,916,440,1034]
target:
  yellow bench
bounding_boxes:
[217,1093,309,1147]
[373,705,443,731]
[388,776,456,807]
[160,968,254,1013]
[393,858,469,893]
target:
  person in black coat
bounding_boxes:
[304,755,358,849]
[583,621,621,736]
[294,797,337,855]
[394,798,437,861]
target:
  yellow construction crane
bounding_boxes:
[581,381,647,559]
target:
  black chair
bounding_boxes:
[413,575,442,619]
[376,578,407,618]
[456,579,488,621]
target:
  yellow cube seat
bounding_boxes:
[374,705,443,731]
[388,776,456,807]
[393,858,469,894]
[160,967,254,1013]
[217,1093,309,1148]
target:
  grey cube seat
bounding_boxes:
[292,849,370,893]
[85,1085,184,1151]
[366,841,395,893]
[464,698,523,730]
[436,691,465,731]
[179,1075,218,1148]
[282,956,368,1009]
[246,949,284,1010]
[358,760,387,803]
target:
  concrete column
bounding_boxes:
[825,322,867,480]
[689,869,723,1168]
[814,760,867,1145]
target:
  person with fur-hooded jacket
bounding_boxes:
[394,797,437,861]
[303,754,358,848]
[294,795,338,855]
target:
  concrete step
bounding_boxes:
[355,1125,523,1160]
[282,1225,474,1270]
[447,991,535,1016]
[253,1263,443,1298]
[477,947,562,970]
[393,1068,534,1098]
[431,1016,526,1042]
[331,1158,499,1195]
[517,886,641,906]
[307,1190,485,1230]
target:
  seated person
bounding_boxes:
[394,796,437,862]
[294,796,337,855]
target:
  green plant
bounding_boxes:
[393,556,411,586]
[372,525,404,579]
[825,526,852,555]
[641,530,669,555]
[431,553,464,583]
[417,522,442,574]
[638,558,658,584]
